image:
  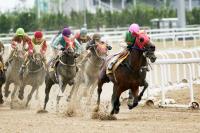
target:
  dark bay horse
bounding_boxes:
[0,42,5,104]
[67,41,110,103]
[96,32,157,115]
[18,52,46,107]
[43,39,78,112]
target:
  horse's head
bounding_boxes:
[63,36,76,57]
[32,53,43,65]
[13,44,28,58]
[93,41,109,58]
[133,31,156,63]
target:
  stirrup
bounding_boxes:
[108,63,114,70]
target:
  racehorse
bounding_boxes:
[4,44,25,103]
[43,38,78,111]
[67,41,111,104]
[0,42,5,104]
[96,32,157,115]
[18,51,46,107]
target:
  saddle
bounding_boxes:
[106,50,129,75]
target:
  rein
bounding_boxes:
[123,45,147,74]
[27,59,44,73]
[58,53,76,67]
[27,65,44,73]
[93,45,107,60]
[59,58,76,67]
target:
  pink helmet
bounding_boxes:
[128,23,140,33]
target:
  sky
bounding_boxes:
[0,0,34,12]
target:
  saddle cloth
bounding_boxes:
[106,51,129,75]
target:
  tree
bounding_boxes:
[0,14,12,33]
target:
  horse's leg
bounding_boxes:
[86,80,97,105]
[25,85,38,107]
[127,89,134,106]
[0,84,4,104]
[4,81,11,98]
[110,84,122,115]
[96,80,104,112]
[56,78,66,112]
[128,86,139,110]
[67,74,81,102]
[18,84,25,100]
[82,74,92,97]
[35,88,39,100]
[138,80,148,101]
[43,79,54,110]
[11,85,18,100]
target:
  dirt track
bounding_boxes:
[0,104,200,133]
[0,85,200,133]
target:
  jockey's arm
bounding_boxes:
[51,34,63,50]
[40,40,47,55]
[72,38,82,54]
[25,36,34,55]
[11,36,19,49]
[86,40,95,50]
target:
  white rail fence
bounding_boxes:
[145,48,200,109]
[1,27,200,48]
[149,58,200,109]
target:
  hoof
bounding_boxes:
[128,102,138,110]
[114,109,119,114]
[93,106,100,112]
[0,99,4,104]
[18,95,24,100]
[110,109,115,115]
[37,109,48,114]
[127,98,133,107]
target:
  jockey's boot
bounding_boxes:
[51,56,59,68]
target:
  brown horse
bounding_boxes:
[96,32,156,115]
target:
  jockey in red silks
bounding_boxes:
[19,31,47,75]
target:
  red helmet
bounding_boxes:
[34,31,43,39]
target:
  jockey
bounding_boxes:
[74,28,91,44]
[51,27,81,65]
[51,27,72,57]
[107,23,140,70]
[81,33,112,64]
[125,23,140,49]
[0,41,5,71]
[5,28,32,69]
[74,28,91,54]
[19,31,47,75]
